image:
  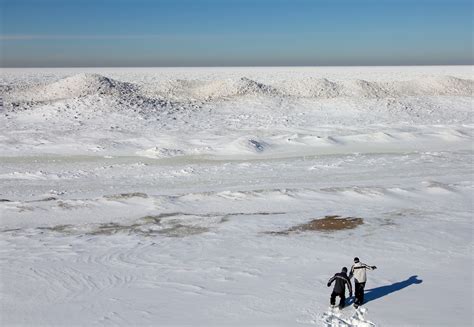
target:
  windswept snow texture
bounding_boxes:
[0,66,473,326]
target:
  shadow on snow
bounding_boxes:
[347,275,423,306]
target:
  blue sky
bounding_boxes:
[1,0,472,67]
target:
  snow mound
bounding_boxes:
[6,74,471,107]
[343,76,472,98]
[277,76,472,98]
[343,79,391,98]
[3,73,180,115]
[276,78,343,98]
[159,77,279,100]
[234,77,279,96]
[392,76,473,96]
[8,73,137,103]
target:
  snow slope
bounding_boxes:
[0,66,473,326]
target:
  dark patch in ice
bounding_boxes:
[22,212,226,237]
[37,224,74,233]
[56,201,81,210]
[1,228,21,232]
[140,215,162,224]
[104,192,149,200]
[2,210,288,237]
[141,211,286,220]
[239,211,286,216]
[320,186,386,196]
[155,225,210,237]
[87,214,218,237]
[248,139,266,152]
[378,218,397,227]
[17,205,36,212]
[26,197,58,203]
[383,208,435,219]
[266,215,364,235]
[38,196,58,202]
[87,222,143,236]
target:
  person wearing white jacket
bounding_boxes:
[350,257,377,307]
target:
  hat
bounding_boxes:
[354,257,360,263]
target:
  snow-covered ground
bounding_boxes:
[0,66,472,326]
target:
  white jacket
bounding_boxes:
[350,262,374,283]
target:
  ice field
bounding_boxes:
[0,66,472,326]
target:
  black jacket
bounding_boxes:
[328,272,352,294]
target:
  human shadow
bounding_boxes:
[364,275,423,304]
[345,275,422,306]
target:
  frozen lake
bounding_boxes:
[0,66,472,326]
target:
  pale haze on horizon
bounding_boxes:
[0,0,472,67]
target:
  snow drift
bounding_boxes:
[156,77,280,100]
[3,73,472,109]
[3,73,173,111]
[159,75,472,100]
[7,73,137,102]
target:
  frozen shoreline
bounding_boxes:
[1,66,473,326]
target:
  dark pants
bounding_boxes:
[330,291,346,308]
[354,282,366,305]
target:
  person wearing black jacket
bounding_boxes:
[327,267,352,309]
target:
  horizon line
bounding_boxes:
[1,63,473,69]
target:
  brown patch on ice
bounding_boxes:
[267,215,364,235]
[31,213,223,237]
[14,211,285,237]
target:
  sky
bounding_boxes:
[0,0,472,67]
